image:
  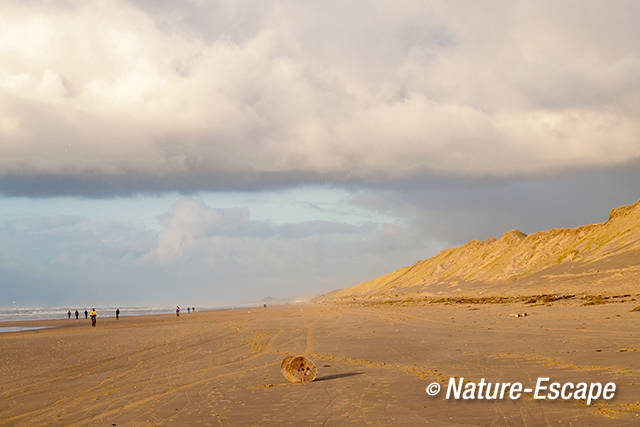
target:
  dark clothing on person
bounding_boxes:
[75,310,79,319]
[84,310,88,319]
[116,308,120,319]
[67,310,71,319]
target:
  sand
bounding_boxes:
[1,300,639,425]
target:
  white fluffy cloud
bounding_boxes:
[151,198,413,272]
[1,0,639,195]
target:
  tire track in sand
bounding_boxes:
[2,328,284,425]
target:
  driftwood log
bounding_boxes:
[280,356,318,383]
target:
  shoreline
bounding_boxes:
[0,304,269,326]
[0,308,229,328]
[0,326,55,333]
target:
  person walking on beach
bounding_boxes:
[90,308,97,327]
[84,309,88,319]
[116,308,120,320]
[75,310,79,319]
[176,306,180,317]
[67,310,71,319]
[187,307,190,313]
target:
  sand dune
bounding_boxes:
[321,199,640,302]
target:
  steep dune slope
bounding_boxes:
[322,200,640,301]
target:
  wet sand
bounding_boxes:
[1,300,639,425]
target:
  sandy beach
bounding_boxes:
[1,299,638,425]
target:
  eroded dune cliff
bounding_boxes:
[321,200,640,301]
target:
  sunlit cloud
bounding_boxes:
[1,0,638,196]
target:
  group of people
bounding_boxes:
[66,308,119,326]
[65,306,196,323]
[175,306,196,316]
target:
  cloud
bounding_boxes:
[0,197,436,304]
[153,197,384,264]
[0,0,638,196]
[350,162,640,246]
[146,198,431,302]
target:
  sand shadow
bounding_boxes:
[315,372,364,382]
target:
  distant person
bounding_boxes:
[176,306,180,317]
[116,308,120,320]
[90,308,97,327]
[67,310,71,319]
[84,309,88,319]
[75,310,79,319]
[192,307,195,312]
[187,307,190,313]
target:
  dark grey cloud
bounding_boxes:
[0,170,324,198]
[351,161,640,246]
[277,221,362,239]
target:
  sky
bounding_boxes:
[1,0,639,307]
